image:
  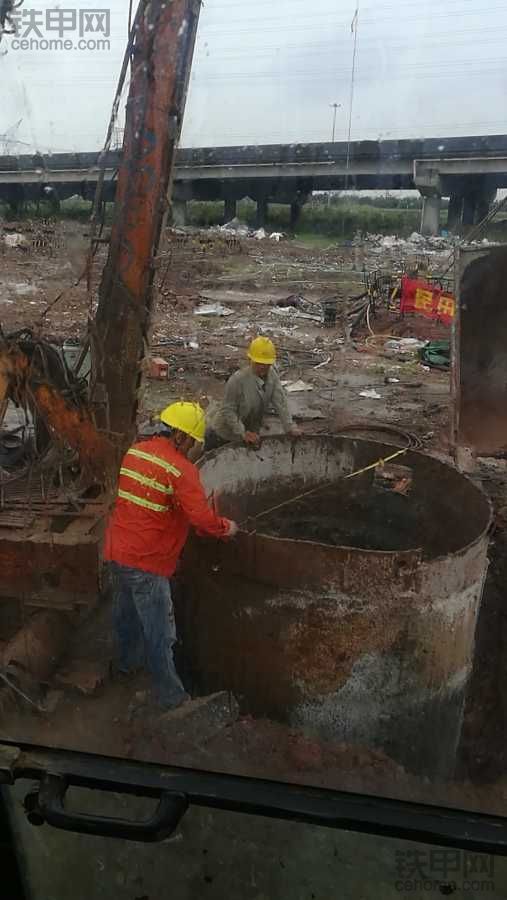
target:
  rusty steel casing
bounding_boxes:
[181,436,492,778]
[453,245,507,457]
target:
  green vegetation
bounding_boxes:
[0,196,100,222]
[2,192,506,244]
[186,197,422,239]
[295,201,421,239]
[59,196,105,221]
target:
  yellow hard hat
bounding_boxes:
[247,336,276,365]
[159,401,206,443]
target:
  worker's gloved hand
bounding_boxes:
[289,425,302,437]
[244,431,260,447]
[226,520,239,538]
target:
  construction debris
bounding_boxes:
[282,379,314,393]
[148,356,169,379]
[194,302,234,317]
[359,389,382,399]
[54,662,107,697]
[383,338,428,357]
[218,217,249,236]
[158,691,240,742]
[0,611,71,711]
[420,339,451,369]
[359,231,455,255]
[271,305,322,323]
[3,233,28,249]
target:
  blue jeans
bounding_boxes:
[107,561,186,708]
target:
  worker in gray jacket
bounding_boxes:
[205,336,301,450]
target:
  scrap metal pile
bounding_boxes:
[0,327,113,483]
[0,327,110,714]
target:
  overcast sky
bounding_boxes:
[1,0,506,153]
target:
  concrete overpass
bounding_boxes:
[2,134,507,234]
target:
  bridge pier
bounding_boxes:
[463,192,477,227]
[420,195,441,236]
[172,199,187,227]
[415,168,442,236]
[256,198,269,229]
[475,187,497,224]
[445,179,497,231]
[447,194,464,233]
[224,197,237,223]
[290,200,302,232]
[4,184,24,214]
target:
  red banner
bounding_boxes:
[400,276,455,325]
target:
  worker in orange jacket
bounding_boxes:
[104,401,238,711]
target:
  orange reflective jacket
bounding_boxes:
[104,436,230,577]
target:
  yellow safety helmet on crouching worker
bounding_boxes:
[159,402,206,443]
[247,336,276,365]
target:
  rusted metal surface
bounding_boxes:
[0,342,28,410]
[0,527,101,609]
[181,436,491,777]
[93,0,201,446]
[0,483,104,607]
[32,383,114,477]
[0,467,104,608]
[453,245,507,457]
[0,335,108,609]
[0,342,114,478]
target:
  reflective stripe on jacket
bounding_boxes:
[104,436,230,577]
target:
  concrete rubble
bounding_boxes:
[215,218,286,242]
[3,232,28,249]
[158,691,240,742]
[281,379,313,393]
[194,302,234,317]
[357,230,457,255]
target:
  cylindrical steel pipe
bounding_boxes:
[181,436,491,778]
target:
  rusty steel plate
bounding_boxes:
[453,245,507,456]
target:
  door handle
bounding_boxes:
[25,773,188,842]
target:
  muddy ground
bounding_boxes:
[1,219,507,819]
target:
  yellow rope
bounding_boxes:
[344,447,407,480]
[242,448,408,528]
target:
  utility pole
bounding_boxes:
[327,104,341,206]
[330,102,341,143]
[92,0,201,449]
[345,1,360,190]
